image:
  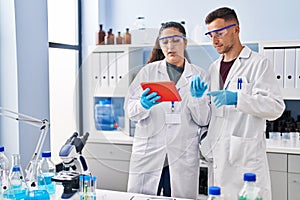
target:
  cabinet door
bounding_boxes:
[87,158,130,192]
[270,171,288,200]
[288,173,300,200]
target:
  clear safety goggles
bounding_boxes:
[158,35,185,47]
[204,24,236,40]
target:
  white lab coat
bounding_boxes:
[125,59,211,200]
[201,46,285,200]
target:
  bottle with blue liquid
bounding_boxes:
[94,98,118,131]
[37,151,56,195]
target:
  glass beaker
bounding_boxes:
[9,154,24,180]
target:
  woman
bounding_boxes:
[125,21,210,199]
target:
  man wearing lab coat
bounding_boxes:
[199,7,285,199]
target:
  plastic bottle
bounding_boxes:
[97,24,106,45]
[207,186,221,200]
[0,146,10,196]
[37,151,56,195]
[116,31,123,44]
[238,173,262,200]
[124,28,131,44]
[94,98,117,131]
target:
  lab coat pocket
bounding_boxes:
[131,136,148,157]
[228,76,253,95]
[229,135,258,168]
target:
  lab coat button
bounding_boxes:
[213,164,217,169]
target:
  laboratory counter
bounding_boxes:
[89,132,300,154]
[52,185,191,200]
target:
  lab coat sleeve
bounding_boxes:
[124,68,152,122]
[188,91,211,127]
[237,58,285,120]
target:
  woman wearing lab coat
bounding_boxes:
[200,7,285,199]
[125,22,210,199]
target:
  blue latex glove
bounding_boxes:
[190,75,208,98]
[207,90,237,108]
[140,88,161,110]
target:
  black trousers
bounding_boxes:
[157,165,171,197]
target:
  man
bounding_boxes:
[199,7,285,199]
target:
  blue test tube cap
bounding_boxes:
[0,146,4,152]
[244,173,256,182]
[208,186,221,195]
[42,151,51,158]
[84,175,91,181]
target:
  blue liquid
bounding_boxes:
[38,173,56,194]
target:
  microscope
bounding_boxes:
[52,132,90,199]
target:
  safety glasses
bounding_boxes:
[204,24,236,40]
[158,35,185,47]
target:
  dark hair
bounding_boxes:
[205,7,239,25]
[147,21,191,63]
[147,37,165,63]
[159,21,186,37]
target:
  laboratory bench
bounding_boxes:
[83,133,300,200]
[52,185,192,200]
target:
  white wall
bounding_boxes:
[0,0,50,169]
[98,0,300,42]
[0,0,19,160]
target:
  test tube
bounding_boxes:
[83,175,92,200]
[79,175,84,200]
[92,176,97,199]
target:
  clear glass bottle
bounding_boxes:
[207,186,221,200]
[97,24,106,45]
[116,31,123,44]
[0,146,9,196]
[135,16,145,30]
[238,173,262,200]
[37,151,56,194]
[124,28,131,44]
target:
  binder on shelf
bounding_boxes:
[100,53,109,87]
[284,48,296,88]
[296,48,300,89]
[263,49,274,66]
[141,81,181,102]
[92,52,101,87]
[108,53,117,87]
[273,49,284,88]
[116,52,128,84]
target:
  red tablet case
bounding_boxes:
[141,81,182,102]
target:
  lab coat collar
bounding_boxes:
[220,46,252,88]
